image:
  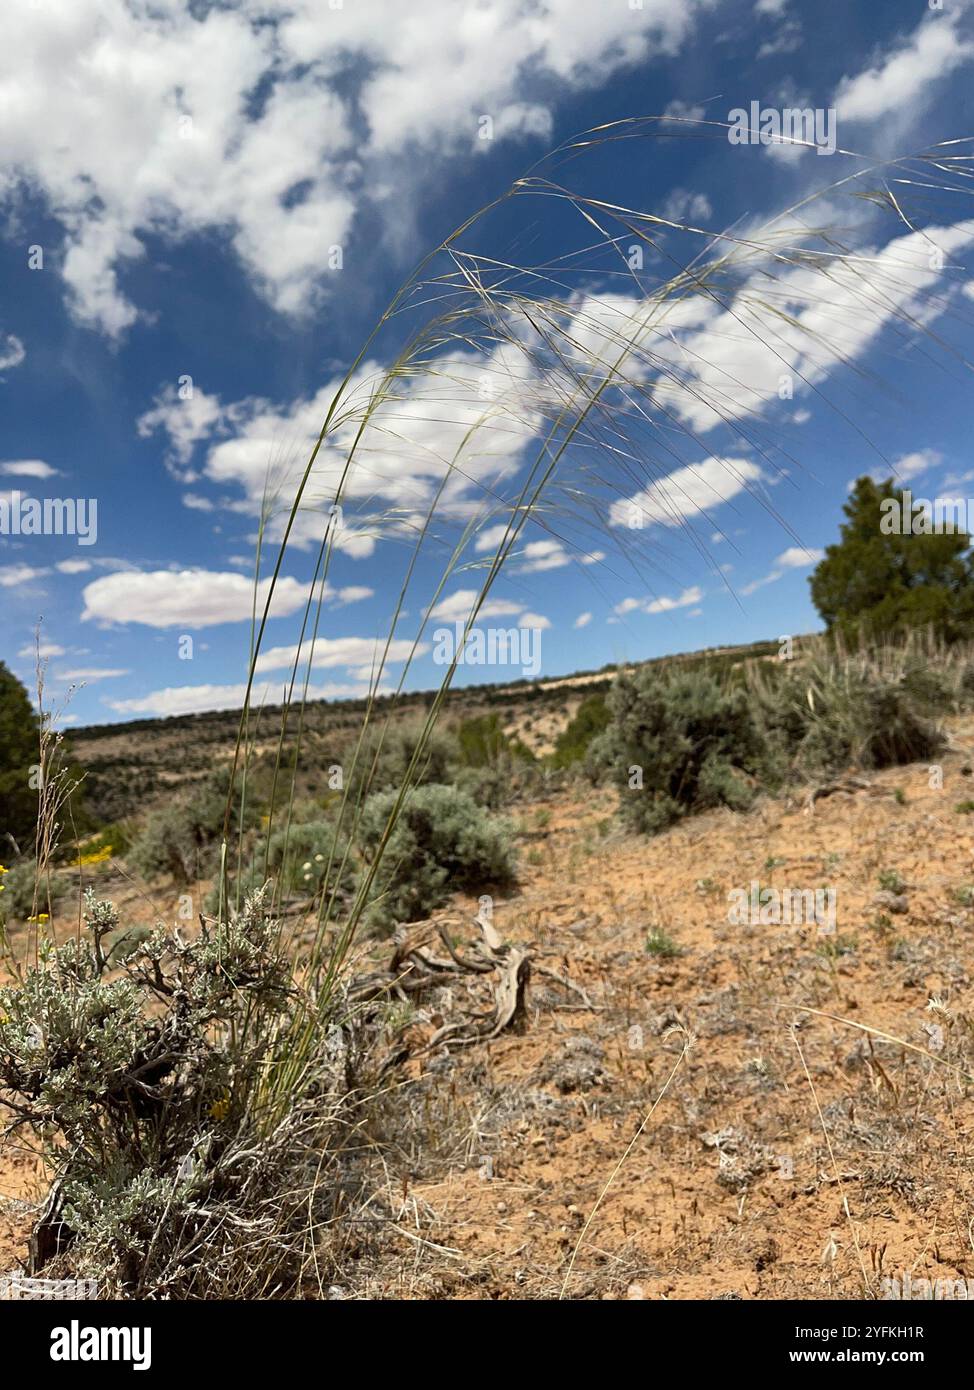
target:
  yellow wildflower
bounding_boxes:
[76,844,113,867]
[209,1093,230,1122]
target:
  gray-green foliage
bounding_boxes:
[0,888,343,1297]
[594,639,952,837]
[212,815,357,914]
[129,765,258,884]
[357,782,517,927]
[343,722,459,806]
[588,667,767,835]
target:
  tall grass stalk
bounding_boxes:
[209,119,974,1130]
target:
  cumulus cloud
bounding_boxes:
[615,584,703,615]
[104,680,376,719]
[573,611,593,628]
[610,457,764,530]
[518,612,551,630]
[890,449,942,484]
[855,447,942,490]
[775,546,824,568]
[18,642,65,658]
[835,8,974,125]
[428,589,526,624]
[80,568,314,628]
[138,386,236,468]
[572,219,974,438]
[661,99,707,123]
[519,539,573,572]
[1,459,57,479]
[740,545,822,595]
[661,188,713,224]
[252,636,421,677]
[160,341,545,552]
[475,526,603,571]
[0,0,707,336]
[0,564,48,587]
[139,216,973,559]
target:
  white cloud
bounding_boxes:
[636,219,974,433]
[145,216,974,557]
[0,0,707,336]
[476,526,603,572]
[0,564,48,587]
[1,459,57,479]
[573,611,593,628]
[184,339,545,551]
[741,546,821,595]
[253,635,422,676]
[662,99,707,123]
[661,188,713,224]
[775,546,823,568]
[138,386,234,467]
[610,457,764,530]
[645,584,703,614]
[520,539,572,572]
[891,449,942,484]
[18,642,65,659]
[429,589,525,624]
[59,667,130,681]
[80,568,313,628]
[104,679,376,719]
[835,10,974,124]
[56,558,93,574]
[740,571,780,596]
[474,522,515,553]
[615,584,703,615]
[0,334,25,370]
[756,21,801,60]
[858,447,942,488]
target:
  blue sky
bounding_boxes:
[2,0,974,726]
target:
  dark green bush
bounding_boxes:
[0,661,39,853]
[453,713,537,808]
[550,694,610,769]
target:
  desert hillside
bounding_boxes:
[4,699,973,1300]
